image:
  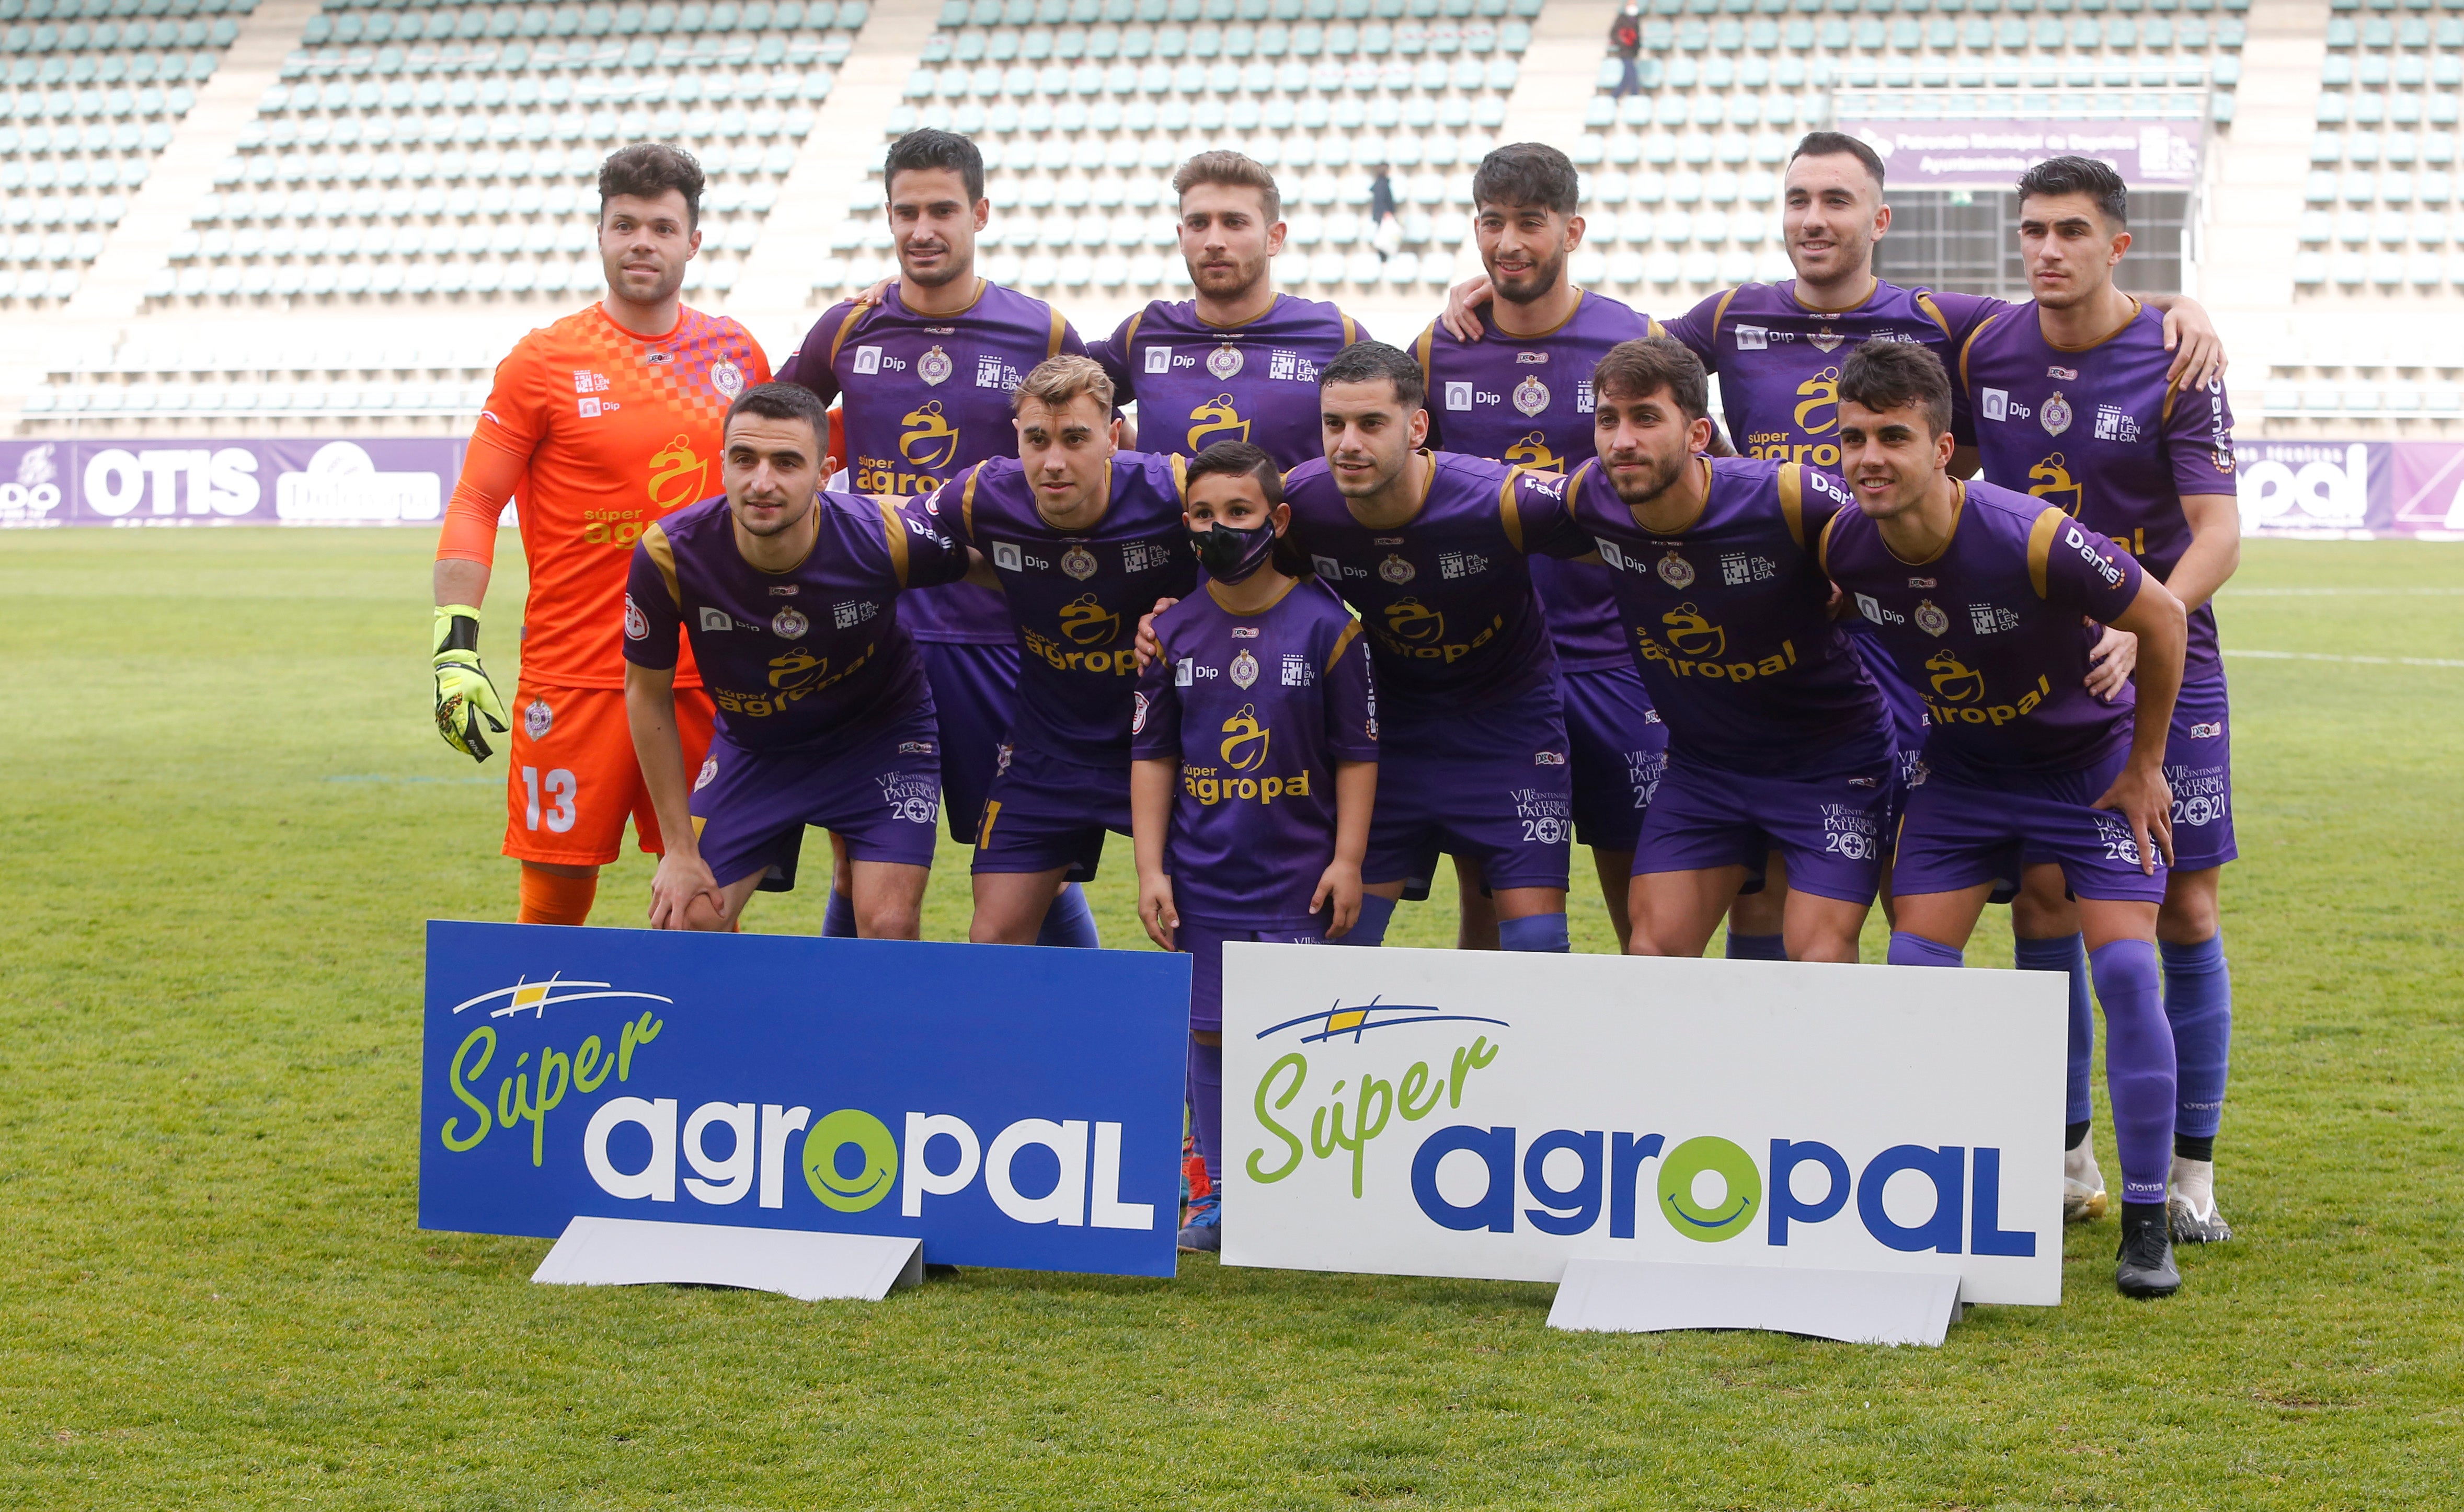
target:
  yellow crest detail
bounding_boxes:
[2028,452,2083,516]
[899,400,960,471]
[647,434,708,512]
[1382,596,1446,644]
[1057,591,1121,647]
[1925,648,1987,704]
[1793,366,1842,435]
[1504,430,1563,474]
[1219,703,1271,771]
[1661,602,1725,658]
[1186,393,1251,452]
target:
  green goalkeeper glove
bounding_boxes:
[432,604,510,763]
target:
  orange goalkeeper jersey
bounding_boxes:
[443,302,771,690]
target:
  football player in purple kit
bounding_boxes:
[1530,336,1894,963]
[621,383,977,936]
[1415,143,1667,950]
[1088,152,1370,471]
[1818,340,2193,1299]
[923,356,1200,943]
[1132,442,1380,1252]
[1958,157,2244,1245]
[778,128,1102,949]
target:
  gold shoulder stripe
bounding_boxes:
[1646,317,1665,340]
[2026,505,2066,600]
[1817,503,1842,576]
[1709,285,1743,348]
[643,522,682,609]
[825,301,870,371]
[961,461,984,548]
[1046,305,1067,360]
[2160,383,2178,427]
[875,498,913,587]
[1958,310,2002,396]
[1496,466,1527,553]
[1168,451,1188,501]
[1123,307,1145,355]
[1916,290,1956,342]
[1340,313,1359,347]
[1414,321,1437,385]
[1778,461,1805,548]
[1325,618,1363,675]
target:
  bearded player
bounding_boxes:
[780,128,1102,948]
[431,143,769,927]
[1087,151,1369,470]
[1957,156,2243,1243]
[1415,143,1665,950]
[1818,339,2190,1298]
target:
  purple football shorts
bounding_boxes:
[918,640,1022,845]
[690,717,943,893]
[972,737,1131,881]
[2160,671,2236,872]
[1634,753,1894,904]
[1894,746,2169,905]
[1562,662,1669,853]
[1366,681,1574,899]
[1176,914,1328,1033]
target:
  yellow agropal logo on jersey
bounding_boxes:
[1219,703,1271,770]
[647,434,709,513]
[2029,453,2083,516]
[1504,431,1565,474]
[1925,649,1988,705]
[1184,707,1310,805]
[1025,596,1136,676]
[1371,596,1507,664]
[1793,366,1842,435]
[1057,591,1121,647]
[1634,604,1797,682]
[710,644,877,717]
[1187,393,1251,451]
[899,400,960,471]
[1920,650,2058,728]
[1660,602,1726,659]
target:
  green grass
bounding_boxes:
[3,530,2459,1509]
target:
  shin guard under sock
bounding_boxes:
[1724,931,1786,961]
[821,887,858,939]
[1190,1039,1224,1192]
[2160,934,2231,1145]
[1886,931,1966,968]
[1498,911,1571,952]
[1037,882,1102,948]
[2017,932,2094,1128]
[1337,893,1397,947]
[2091,938,2178,1207]
[516,867,597,927]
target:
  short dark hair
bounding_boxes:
[2016,153,2129,228]
[1837,340,1954,439]
[1472,142,1580,218]
[1790,130,1887,192]
[1173,150,1281,224]
[599,143,703,227]
[724,382,831,454]
[1184,439,1285,508]
[1319,340,1425,411]
[1591,336,1710,421]
[885,128,985,205]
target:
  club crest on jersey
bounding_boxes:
[1809,327,1844,354]
[694,756,718,791]
[2048,365,2079,381]
[623,594,648,640]
[1131,691,1149,734]
[1512,375,1551,417]
[1656,551,1695,589]
[2041,391,2073,437]
[1915,599,1951,637]
[1230,649,1259,689]
[1061,544,1098,581]
[772,607,809,639]
[1378,553,1415,584]
[1207,344,1245,379]
[710,357,746,400]
[524,699,553,738]
[918,345,954,387]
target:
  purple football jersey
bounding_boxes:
[1958,297,2238,677]
[1660,279,2003,464]
[1282,450,1571,714]
[1540,456,1891,776]
[623,493,965,752]
[1414,290,1657,675]
[932,450,1199,765]
[778,279,1084,645]
[1819,479,2150,778]
[1088,293,1368,470]
[1133,574,1379,920]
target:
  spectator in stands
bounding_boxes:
[1608,2,1643,100]
[1368,161,1399,264]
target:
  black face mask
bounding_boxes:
[1189,521,1278,584]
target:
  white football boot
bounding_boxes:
[2064,1141,2110,1223]
[2167,1155,2234,1243]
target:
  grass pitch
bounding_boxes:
[3,529,2459,1509]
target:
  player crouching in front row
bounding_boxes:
[621,382,988,936]
[1131,442,1379,1253]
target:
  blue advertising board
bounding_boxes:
[419,922,1192,1278]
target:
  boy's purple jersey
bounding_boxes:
[930,450,1199,766]
[1819,478,2149,778]
[1087,293,1367,470]
[1542,456,1890,776]
[1659,279,2003,464]
[1413,288,1656,674]
[623,493,966,752]
[1958,297,2237,677]
[777,278,1084,645]
[1282,450,1572,714]
[1132,574,1379,920]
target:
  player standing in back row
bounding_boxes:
[1958,156,2243,1244]
[430,143,769,927]
[780,128,1103,948]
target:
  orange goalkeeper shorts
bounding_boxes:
[500,682,716,867]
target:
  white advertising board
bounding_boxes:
[1221,946,2065,1308]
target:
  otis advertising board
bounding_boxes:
[1221,945,2065,1306]
[420,922,1189,1277]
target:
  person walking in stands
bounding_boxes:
[1609,2,1643,100]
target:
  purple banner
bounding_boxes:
[1836,120,2204,190]
[0,437,469,528]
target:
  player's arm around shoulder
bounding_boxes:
[1129,615,1186,949]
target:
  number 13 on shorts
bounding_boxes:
[523,766,577,833]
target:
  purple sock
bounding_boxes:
[2161,934,2231,1142]
[821,887,857,939]
[2091,939,2177,1206]
[1725,931,1786,961]
[1337,893,1396,947]
[1190,1038,1224,1192]
[1037,882,1100,948]
[2016,933,2094,1128]
[1887,931,1966,968]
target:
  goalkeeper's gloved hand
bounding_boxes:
[432,604,510,762]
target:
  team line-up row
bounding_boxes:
[425,129,2242,1295]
